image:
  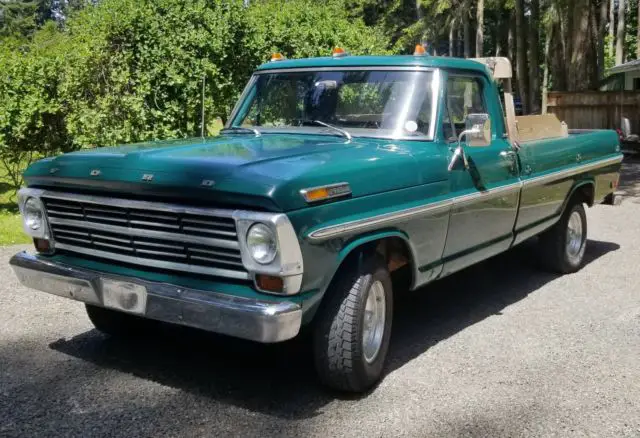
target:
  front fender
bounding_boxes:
[301,229,416,323]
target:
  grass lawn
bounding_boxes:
[0,171,30,246]
[0,211,29,246]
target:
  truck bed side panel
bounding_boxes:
[514,130,622,241]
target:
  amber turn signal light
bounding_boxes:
[300,182,351,203]
[33,238,51,253]
[256,274,284,293]
[303,187,330,202]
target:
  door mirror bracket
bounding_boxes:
[447,113,491,172]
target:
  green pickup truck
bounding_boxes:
[11,51,622,392]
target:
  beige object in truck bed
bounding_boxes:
[472,57,570,145]
[515,114,569,143]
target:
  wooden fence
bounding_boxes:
[545,91,640,134]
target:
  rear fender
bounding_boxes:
[562,179,595,214]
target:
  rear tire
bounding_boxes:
[538,201,588,274]
[85,304,149,337]
[313,256,393,393]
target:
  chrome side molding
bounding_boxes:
[307,154,623,242]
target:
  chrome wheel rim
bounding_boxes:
[362,280,386,364]
[566,211,584,259]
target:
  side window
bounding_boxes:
[445,76,486,138]
[441,100,455,141]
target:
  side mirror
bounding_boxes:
[463,113,491,147]
[447,113,492,171]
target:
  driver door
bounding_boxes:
[441,73,521,276]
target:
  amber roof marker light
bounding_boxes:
[332,47,348,58]
[414,44,427,56]
[270,52,286,62]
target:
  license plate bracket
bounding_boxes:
[101,278,147,315]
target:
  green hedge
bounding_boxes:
[0,0,392,190]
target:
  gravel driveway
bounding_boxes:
[1,161,639,437]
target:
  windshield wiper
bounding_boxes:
[304,120,352,141]
[220,126,261,137]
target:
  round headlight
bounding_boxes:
[24,197,44,231]
[246,223,277,264]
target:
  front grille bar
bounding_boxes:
[55,243,250,280]
[42,191,237,217]
[40,192,249,281]
[48,217,240,250]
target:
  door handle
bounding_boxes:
[499,150,516,160]
[499,150,518,174]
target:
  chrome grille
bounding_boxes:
[42,195,249,280]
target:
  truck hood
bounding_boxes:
[25,134,434,211]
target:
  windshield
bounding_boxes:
[231,69,436,140]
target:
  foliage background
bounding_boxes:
[2,0,639,175]
[0,0,390,183]
[0,0,392,243]
[1,0,639,244]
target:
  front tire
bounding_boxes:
[313,256,393,392]
[539,201,588,273]
[85,304,149,337]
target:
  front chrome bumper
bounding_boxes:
[9,251,302,343]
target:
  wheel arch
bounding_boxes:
[562,179,596,213]
[305,230,417,322]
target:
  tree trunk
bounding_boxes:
[450,18,457,56]
[550,22,567,91]
[637,0,640,58]
[495,9,502,56]
[463,10,470,57]
[590,0,601,86]
[568,0,593,90]
[515,0,528,113]
[609,0,615,59]
[542,25,553,114]
[616,0,625,65]
[476,0,484,56]
[529,0,541,112]
[636,1,640,59]
[508,10,515,62]
[560,6,569,64]
[598,0,608,79]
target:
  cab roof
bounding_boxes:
[255,55,491,75]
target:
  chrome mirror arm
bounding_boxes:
[447,128,479,171]
[457,127,480,145]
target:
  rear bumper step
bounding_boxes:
[9,251,301,343]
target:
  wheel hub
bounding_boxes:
[362,280,386,364]
[566,210,584,259]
